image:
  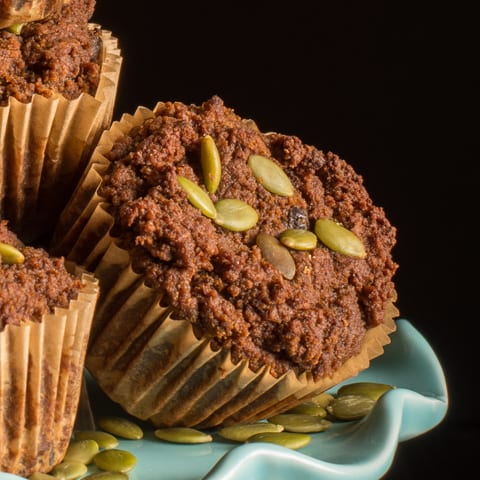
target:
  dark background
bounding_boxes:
[93,1,477,477]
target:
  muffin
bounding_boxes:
[0,220,99,477]
[0,0,122,243]
[52,95,398,428]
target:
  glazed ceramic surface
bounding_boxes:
[0,319,448,480]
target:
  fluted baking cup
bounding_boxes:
[0,27,122,243]
[0,267,99,477]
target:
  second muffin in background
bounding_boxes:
[52,96,399,428]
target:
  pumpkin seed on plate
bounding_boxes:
[314,218,367,259]
[0,242,25,265]
[267,414,332,433]
[29,473,56,480]
[63,439,99,465]
[51,461,88,479]
[326,394,376,420]
[256,232,296,280]
[286,402,327,417]
[177,175,217,219]
[248,154,294,197]
[154,427,213,444]
[200,135,222,194]
[218,422,284,442]
[97,416,143,440]
[279,229,317,250]
[82,472,129,480]
[337,382,394,401]
[74,430,119,449]
[93,449,137,473]
[213,198,259,231]
[247,431,311,450]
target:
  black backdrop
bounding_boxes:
[92,1,477,477]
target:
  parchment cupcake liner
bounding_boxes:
[0,26,122,243]
[0,267,99,477]
[51,103,398,429]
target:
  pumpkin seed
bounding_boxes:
[308,392,335,408]
[247,431,311,450]
[0,242,25,265]
[97,416,143,440]
[93,449,137,473]
[29,473,57,480]
[63,439,99,465]
[286,402,327,417]
[74,430,119,449]
[326,394,376,420]
[213,198,259,231]
[256,232,296,280]
[337,382,394,401]
[177,175,217,219]
[248,154,294,197]
[7,23,25,35]
[279,229,317,250]
[51,461,88,479]
[314,218,367,258]
[218,422,284,442]
[267,414,332,433]
[82,473,129,480]
[154,427,213,444]
[200,135,222,194]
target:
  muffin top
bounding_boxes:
[99,95,398,380]
[0,220,81,331]
[0,0,101,105]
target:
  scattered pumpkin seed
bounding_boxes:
[308,392,335,408]
[97,416,143,440]
[256,231,296,280]
[200,135,222,194]
[279,229,317,250]
[248,154,294,197]
[74,430,119,449]
[154,427,213,444]
[177,175,217,219]
[93,449,137,473]
[326,394,376,420]
[337,382,394,401]
[29,473,56,480]
[247,431,311,450]
[217,422,284,442]
[213,198,259,231]
[51,461,88,479]
[0,242,25,265]
[314,218,367,258]
[82,472,129,480]
[267,414,332,433]
[286,402,327,417]
[63,439,99,465]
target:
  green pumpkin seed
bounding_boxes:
[326,394,376,420]
[29,473,57,480]
[213,198,259,231]
[218,422,284,442]
[93,449,137,473]
[337,382,394,401]
[256,232,296,280]
[97,416,143,440]
[248,154,294,197]
[286,402,327,417]
[267,414,332,433]
[51,461,88,479]
[314,218,367,259]
[7,23,25,35]
[0,242,25,265]
[308,392,335,408]
[177,175,217,219]
[154,427,213,444]
[63,439,99,464]
[200,135,222,194]
[74,430,119,449]
[279,229,317,250]
[82,472,129,480]
[247,431,311,450]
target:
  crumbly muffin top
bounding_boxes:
[99,96,398,380]
[0,0,101,105]
[0,220,81,331]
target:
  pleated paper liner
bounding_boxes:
[0,26,122,243]
[0,267,99,477]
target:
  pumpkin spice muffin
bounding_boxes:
[0,220,99,477]
[0,0,122,243]
[53,95,398,428]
